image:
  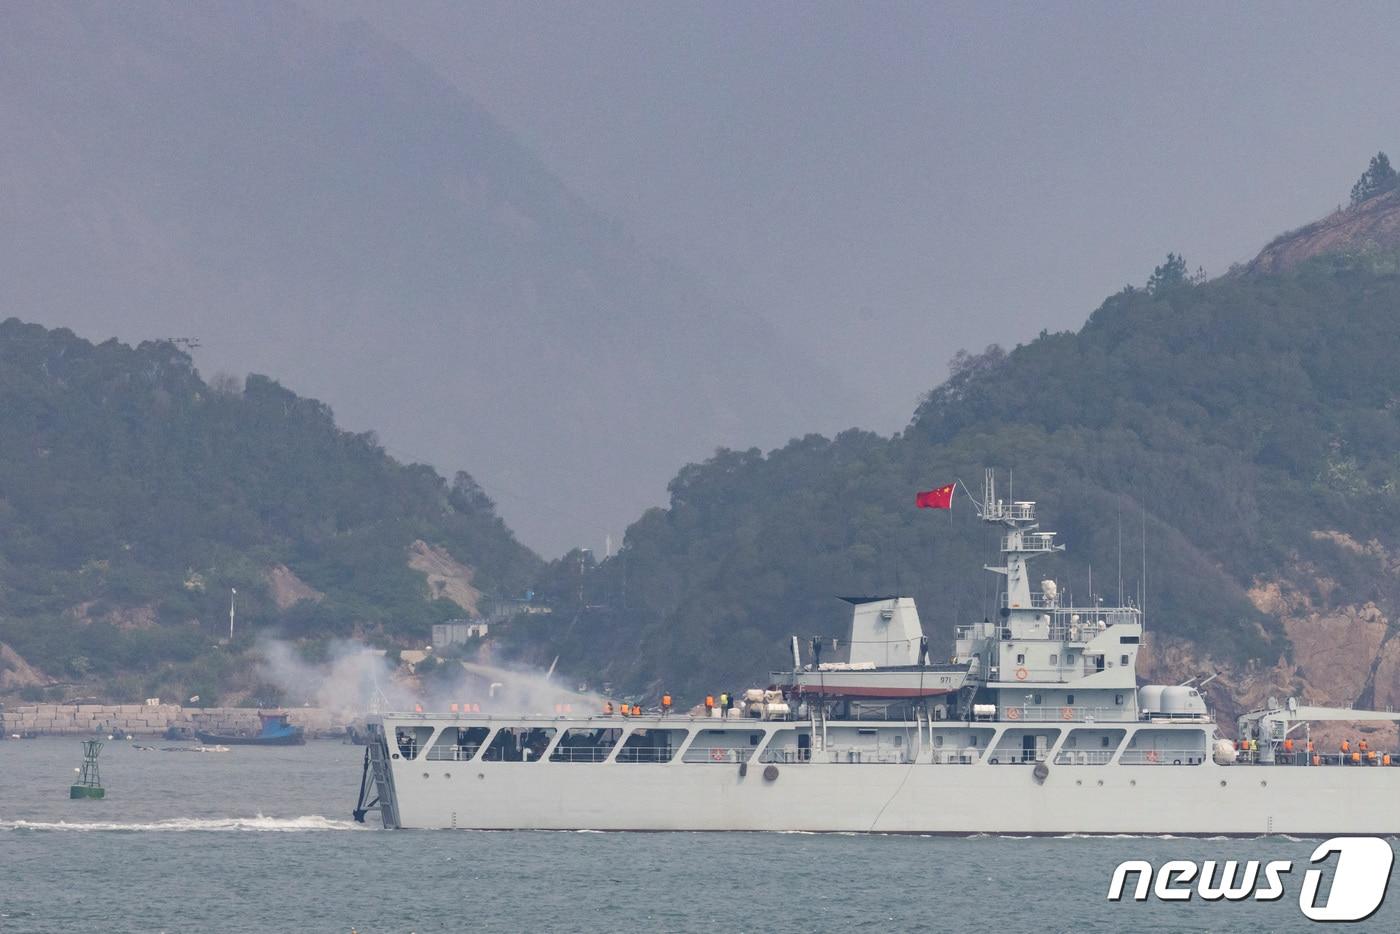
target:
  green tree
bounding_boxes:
[1146,253,1189,295]
[1350,152,1397,207]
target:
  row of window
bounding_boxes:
[394,724,1202,764]
[1013,651,1133,667]
[397,726,720,764]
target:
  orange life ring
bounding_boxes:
[1146,750,1159,763]
[710,748,726,762]
[1014,667,1029,681]
[1006,707,1022,721]
[1060,706,1073,721]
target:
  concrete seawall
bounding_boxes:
[0,704,347,738]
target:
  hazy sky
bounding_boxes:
[308,1,1399,434]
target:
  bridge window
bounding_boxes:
[1121,655,1130,666]
[1066,694,1074,705]
[1016,653,1026,664]
[1054,728,1126,765]
[1050,654,1058,665]
[549,727,621,763]
[482,727,556,762]
[426,726,490,761]
[394,726,433,760]
[683,729,756,764]
[617,728,688,763]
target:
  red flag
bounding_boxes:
[916,483,956,509]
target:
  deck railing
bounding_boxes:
[1118,749,1205,765]
[681,746,754,764]
[982,501,1036,522]
[548,746,615,763]
[424,744,482,762]
[614,747,677,764]
[1053,749,1114,765]
[1002,705,1136,722]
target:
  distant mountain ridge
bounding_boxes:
[0,1,852,555]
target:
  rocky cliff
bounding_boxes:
[1247,188,1400,275]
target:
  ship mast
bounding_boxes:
[978,467,1063,634]
[955,469,1144,717]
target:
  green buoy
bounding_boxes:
[70,739,106,799]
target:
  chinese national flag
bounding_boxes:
[916,483,956,509]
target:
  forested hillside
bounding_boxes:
[507,231,1400,716]
[0,319,539,701]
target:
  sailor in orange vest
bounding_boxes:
[1341,738,1351,763]
[604,700,614,715]
[661,693,672,715]
[1359,738,1369,753]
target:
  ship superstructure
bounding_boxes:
[355,472,1400,834]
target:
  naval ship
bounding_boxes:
[354,472,1400,834]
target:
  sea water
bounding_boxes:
[1,738,1394,933]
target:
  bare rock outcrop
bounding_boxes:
[1140,529,1400,745]
[0,642,50,690]
[1246,189,1400,275]
[408,540,480,615]
[264,564,325,610]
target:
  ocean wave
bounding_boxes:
[0,815,363,833]
[1052,833,1185,840]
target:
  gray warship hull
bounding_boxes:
[363,714,1400,835]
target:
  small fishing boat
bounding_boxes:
[195,712,305,746]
